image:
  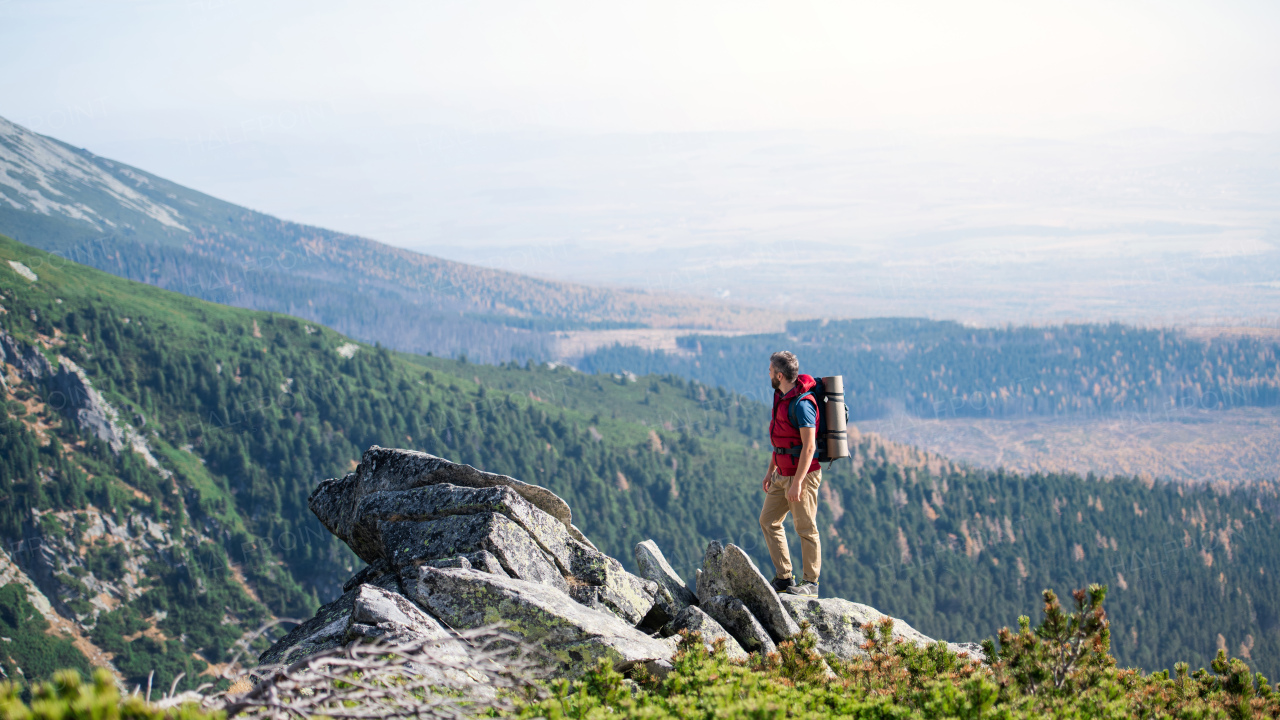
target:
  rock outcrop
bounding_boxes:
[778,595,986,661]
[699,595,776,655]
[635,539,697,623]
[402,565,672,677]
[260,446,985,680]
[0,329,168,474]
[309,446,580,557]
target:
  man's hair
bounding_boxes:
[770,351,800,381]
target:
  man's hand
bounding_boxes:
[762,473,772,493]
[786,477,803,503]
[788,425,817,503]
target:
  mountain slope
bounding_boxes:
[0,115,781,364]
[1,234,1279,689]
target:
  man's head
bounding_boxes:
[769,350,799,391]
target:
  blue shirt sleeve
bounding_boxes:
[794,398,817,428]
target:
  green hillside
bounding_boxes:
[0,234,1278,691]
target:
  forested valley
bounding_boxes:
[578,318,1280,420]
[1,234,1279,695]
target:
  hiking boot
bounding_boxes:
[770,576,795,593]
[785,581,819,597]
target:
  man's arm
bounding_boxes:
[763,453,777,492]
[788,426,817,502]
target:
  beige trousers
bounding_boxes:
[759,468,822,583]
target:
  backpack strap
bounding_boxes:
[788,391,817,430]
[774,390,820,456]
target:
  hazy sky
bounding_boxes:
[4,0,1280,144]
[2,1,1278,325]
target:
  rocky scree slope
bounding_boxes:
[262,446,984,677]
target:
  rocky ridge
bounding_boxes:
[261,446,985,678]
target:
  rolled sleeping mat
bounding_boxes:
[822,375,850,459]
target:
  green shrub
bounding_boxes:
[0,668,219,720]
[512,587,1280,719]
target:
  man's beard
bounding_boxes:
[771,376,781,391]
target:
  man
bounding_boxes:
[759,350,822,597]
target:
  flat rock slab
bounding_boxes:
[401,565,674,677]
[698,542,799,642]
[700,595,776,655]
[668,605,747,660]
[635,540,696,619]
[777,595,986,662]
[382,512,567,592]
[310,446,573,562]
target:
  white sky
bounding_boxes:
[3,0,1279,142]
[1,0,1278,325]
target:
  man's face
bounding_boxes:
[769,364,781,390]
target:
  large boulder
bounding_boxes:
[309,446,574,562]
[778,595,987,662]
[699,595,776,655]
[400,565,673,677]
[635,540,696,622]
[317,453,655,625]
[381,513,567,592]
[697,542,799,642]
[667,605,747,660]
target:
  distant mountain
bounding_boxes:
[0,115,780,364]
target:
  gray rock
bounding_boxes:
[381,513,566,592]
[422,551,509,576]
[463,550,509,576]
[566,554,658,626]
[635,540,696,620]
[776,595,986,662]
[309,447,573,558]
[343,583,456,645]
[668,605,747,660]
[46,361,127,452]
[350,483,587,576]
[950,642,987,662]
[259,572,400,665]
[699,595,776,655]
[352,482,651,623]
[423,555,472,570]
[340,585,484,688]
[0,330,52,381]
[697,542,799,643]
[400,565,674,677]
